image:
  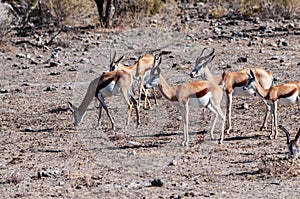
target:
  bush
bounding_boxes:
[0,3,13,40]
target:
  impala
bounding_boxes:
[68,69,140,130]
[190,48,273,134]
[279,125,300,160]
[109,52,157,109]
[144,55,225,147]
[243,69,299,139]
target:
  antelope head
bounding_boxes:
[68,102,84,126]
[144,55,162,89]
[243,69,256,91]
[109,51,125,71]
[190,48,215,78]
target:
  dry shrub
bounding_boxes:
[45,0,98,27]
[0,43,13,53]
[208,0,300,19]
[0,2,13,42]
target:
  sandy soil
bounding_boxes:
[1,17,300,198]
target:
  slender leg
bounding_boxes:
[270,103,275,139]
[180,103,189,147]
[211,103,226,144]
[225,92,232,134]
[153,88,159,105]
[274,101,278,139]
[130,94,140,127]
[260,98,271,130]
[138,76,145,109]
[207,104,218,140]
[98,94,115,130]
[95,102,103,129]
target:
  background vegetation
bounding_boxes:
[0,0,299,42]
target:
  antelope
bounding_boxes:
[190,48,273,134]
[109,52,157,109]
[243,69,300,139]
[278,125,300,160]
[144,55,225,147]
[68,69,140,130]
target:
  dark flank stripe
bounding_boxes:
[233,79,248,88]
[95,75,119,97]
[278,88,297,99]
[195,88,209,98]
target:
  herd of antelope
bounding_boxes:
[68,48,300,160]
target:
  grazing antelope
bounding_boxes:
[144,55,225,147]
[109,52,157,109]
[190,48,273,134]
[278,125,300,160]
[68,69,140,129]
[243,69,299,139]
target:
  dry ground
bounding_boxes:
[1,17,300,198]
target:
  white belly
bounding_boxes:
[278,92,298,105]
[189,92,211,107]
[98,82,119,97]
[233,86,256,96]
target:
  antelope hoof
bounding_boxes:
[225,129,230,135]
[260,126,266,131]
[182,141,189,147]
[218,139,223,144]
[269,135,274,139]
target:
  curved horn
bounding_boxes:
[195,48,215,67]
[279,125,291,144]
[116,55,125,64]
[110,51,116,66]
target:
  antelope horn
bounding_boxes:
[116,55,125,64]
[195,48,215,67]
[279,125,291,144]
[110,51,116,66]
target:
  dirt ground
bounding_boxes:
[1,16,300,198]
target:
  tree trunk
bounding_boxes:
[94,0,104,22]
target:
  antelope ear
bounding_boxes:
[250,69,255,78]
[67,101,74,112]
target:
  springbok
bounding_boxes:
[68,69,140,130]
[278,125,300,160]
[109,52,157,109]
[144,55,225,147]
[190,48,273,134]
[243,69,299,139]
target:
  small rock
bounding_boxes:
[151,178,164,187]
[0,88,9,93]
[21,82,30,87]
[237,57,247,63]
[63,85,73,90]
[37,168,60,178]
[49,71,60,76]
[49,61,59,67]
[68,66,78,71]
[21,65,30,69]
[16,53,26,58]
[281,41,288,46]
[129,150,136,156]
[79,58,89,64]
[242,103,249,110]
[168,159,177,166]
[45,85,57,91]
[213,27,221,35]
